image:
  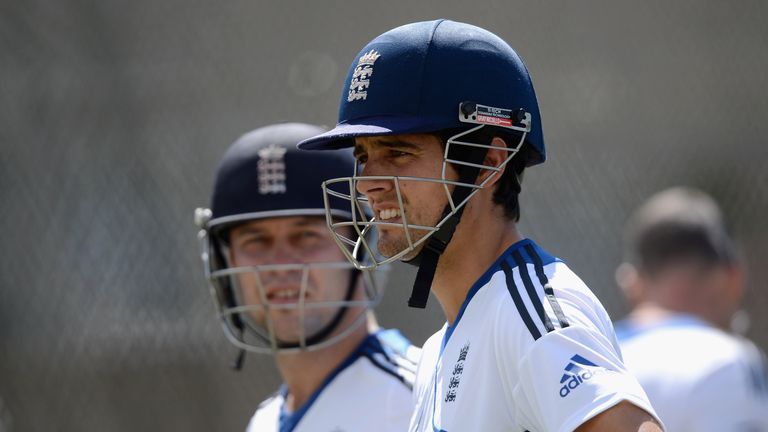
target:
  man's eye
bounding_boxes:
[295,231,326,248]
[242,236,267,246]
[234,236,270,255]
[356,154,368,164]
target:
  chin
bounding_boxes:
[378,241,409,259]
[378,239,424,262]
[378,227,427,255]
[401,244,426,261]
[375,233,399,258]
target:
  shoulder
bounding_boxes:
[245,391,283,432]
[412,325,446,387]
[621,321,765,383]
[444,240,620,366]
[487,242,615,350]
[359,329,420,390]
[420,326,445,354]
[417,325,445,368]
[375,328,422,365]
[691,334,768,389]
[281,333,418,432]
[440,241,659,431]
[620,323,768,430]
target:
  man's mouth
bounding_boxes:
[266,287,303,304]
[377,208,402,222]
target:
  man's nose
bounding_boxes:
[265,242,303,274]
[355,159,394,198]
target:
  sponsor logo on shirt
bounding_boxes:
[559,354,605,398]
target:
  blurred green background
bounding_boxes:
[2,1,767,431]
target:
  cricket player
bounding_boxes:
[297,20,663,431]
[195,123,418,432]
[615,186,768,431]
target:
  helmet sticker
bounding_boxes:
[459,102,532,133]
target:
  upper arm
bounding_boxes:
[508,325,659,431]
[493,275,659,431]
[575,401,663,432]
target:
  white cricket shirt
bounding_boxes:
[247,329,419,432]
[409,239,658,432]
[617,314,768,432]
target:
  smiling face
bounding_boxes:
[227,216,354,345]
[353,134,459,261]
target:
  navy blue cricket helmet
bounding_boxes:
[209,122,354,230]
[297,19,545,166]
[195,123,379,357]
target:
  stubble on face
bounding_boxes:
[353,134,456,261]
[375,194,443,261]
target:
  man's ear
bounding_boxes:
[723,263,745,310]
[615,263,644,308]
[478,136,508,186]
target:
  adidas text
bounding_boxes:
[559,370,595,398]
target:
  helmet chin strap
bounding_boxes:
[404,136,489,309]
[404,205,467,308]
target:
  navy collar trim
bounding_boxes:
[278,332,381,432]
[441,238,559,352]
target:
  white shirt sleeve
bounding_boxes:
[494,274,659,432]
[245,394,281,432]
[510,325,657,432]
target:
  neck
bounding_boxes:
[431,203,523,324]
[626,304,681,326]
[274,320,370,411]
[628,303,726,331]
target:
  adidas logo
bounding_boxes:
[559,355,600,398]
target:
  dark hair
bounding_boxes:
[624,187,737,275]
[438,127,531,221]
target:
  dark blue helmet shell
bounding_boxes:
[297,19,545,166]
[210,122,356,230]
[198,123,377,355]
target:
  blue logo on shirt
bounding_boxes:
[559,355,600,398]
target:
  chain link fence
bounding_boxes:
[2,1,767,431]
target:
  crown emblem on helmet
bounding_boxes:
[347,50,381,102]
[257,144,288,194]
[357,49,381,66]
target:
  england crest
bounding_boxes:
[257,143,288,194]
[347,49,381,102]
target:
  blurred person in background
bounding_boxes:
[615,186,768,431]
[195,123,418,432]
